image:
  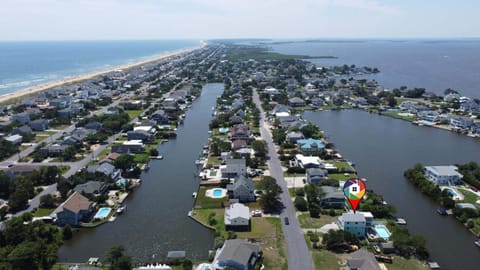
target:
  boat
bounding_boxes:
[395,217,407,225]
[195,159,204,165]
[116,205,126,214]
[437,207,448,215]
[192,192,197,198]
[151,155,163,160]
[474,239,480,248]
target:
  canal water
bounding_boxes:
[58,83,223,263]
[304,109,480,270]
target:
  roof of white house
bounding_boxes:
[424,166,463,177]
[295,154,322,166]
[225,203,250,225]
[339,212,366,223]
[123,140,144,146]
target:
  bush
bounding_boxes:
[295,188,305,197]
[62,225,73,240]
[328,209,336,216]
[294,196,308,211]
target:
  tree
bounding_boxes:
[40,194,55,208]
[105,245,125,265]
[301,123,321,139]
[61,146,76,161]
[251,140,267,158]
[322,229,360,252]
[149,148,159,157]
[62,225,73,240]
[114,155,136,171]
[258,176,283,213]
[294,196,308,211]
[112,256,133,270]
[8,188,29,212]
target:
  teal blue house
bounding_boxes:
[297,138,325,155]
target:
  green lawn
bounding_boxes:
[194,187,227,209]
[298,214,337,229]
[312,250,342,270]
[328,173,357,181]
[458,189,479,205]
[33,208,55,217]
[329,161,355,172]
[125,110,143,120]
[388,256,429,270]
[382,111,416,122]
[207,155,222,165]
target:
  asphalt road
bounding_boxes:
[253,89,314,270]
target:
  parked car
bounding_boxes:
[284,217,289,225]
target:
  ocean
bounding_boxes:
[0,40,199,95]
[268,39,480,98]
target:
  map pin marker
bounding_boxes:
[343,178,366,213]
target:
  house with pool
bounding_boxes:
[423,165,463,186]
[51,192,95,226]
[227,175,256,203]
[338,211,391,240]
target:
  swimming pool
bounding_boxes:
[94,207,112,219]
[205,188,227,198]
[374,225,391,240]
[447,188,457,197]
[116,178,128,186]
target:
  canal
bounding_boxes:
[304,109,480,270]
[58,83,223,263]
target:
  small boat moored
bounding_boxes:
[116,205,126,214]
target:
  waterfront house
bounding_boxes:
[320,186,345,209]
[5,134,22,145]
[212,239,260,270]
[151,109,169,124]
[229,115,243,125]
[417,110,440,123]
[127,130,151,142]
[51,192,94,226]
[294,154,322,169]
[286,131,305,143]
[224,203,250,230]
[88,162,121,181]
[346,249,382,270]
[221,158,247,178]
[424,165,463,186]
[111,145,131,154]
[235,148,254,159]
[306,168,328,184]
[11,112,30,124]
[297,138,325,155]
[338,212,367,238]
[270,104,290,116]
[29,119,49,131]
[227,175,256,203]
[450,115,473,129]
[122,140,145,153]
[288,97,306,107]
[74,181,107,197]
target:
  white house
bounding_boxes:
[225,203,250,229]
[212,239,260,270]
[338,212,366,238]
[294,154,322,169]
[423,165,463,186]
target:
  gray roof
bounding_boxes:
[424,165,463,177]
[228,175,254,192]
[216,239,259,267]
[321,186,344,199]
[340,212,366,223]
[74,181,104,195]
[307,168,328,177]
[88,162,115,176]
[225,203,250,224]
[347,249,381,270]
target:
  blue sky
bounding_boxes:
[0,0,478,40]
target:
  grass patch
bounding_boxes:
[125,110,143,120]
[298,214,337,229]
[133,153,150,164]
[388,256,429,270]
[312,250,342,270]
[33,208,54,217]
[381,111,416,122]
[328,161,355,172]
[328,173,357,181]
[207,155,222,165]
[458,189,479,205]
[194,187,227,209]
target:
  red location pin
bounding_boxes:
[343,178,366,213]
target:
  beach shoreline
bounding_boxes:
[0,43,205,104]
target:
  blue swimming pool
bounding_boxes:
[94,207,112,219]
[213,189,222,197]
[446,188,458,197]
[374,225,391,239]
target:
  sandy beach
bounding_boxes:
[0,44,204,104]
